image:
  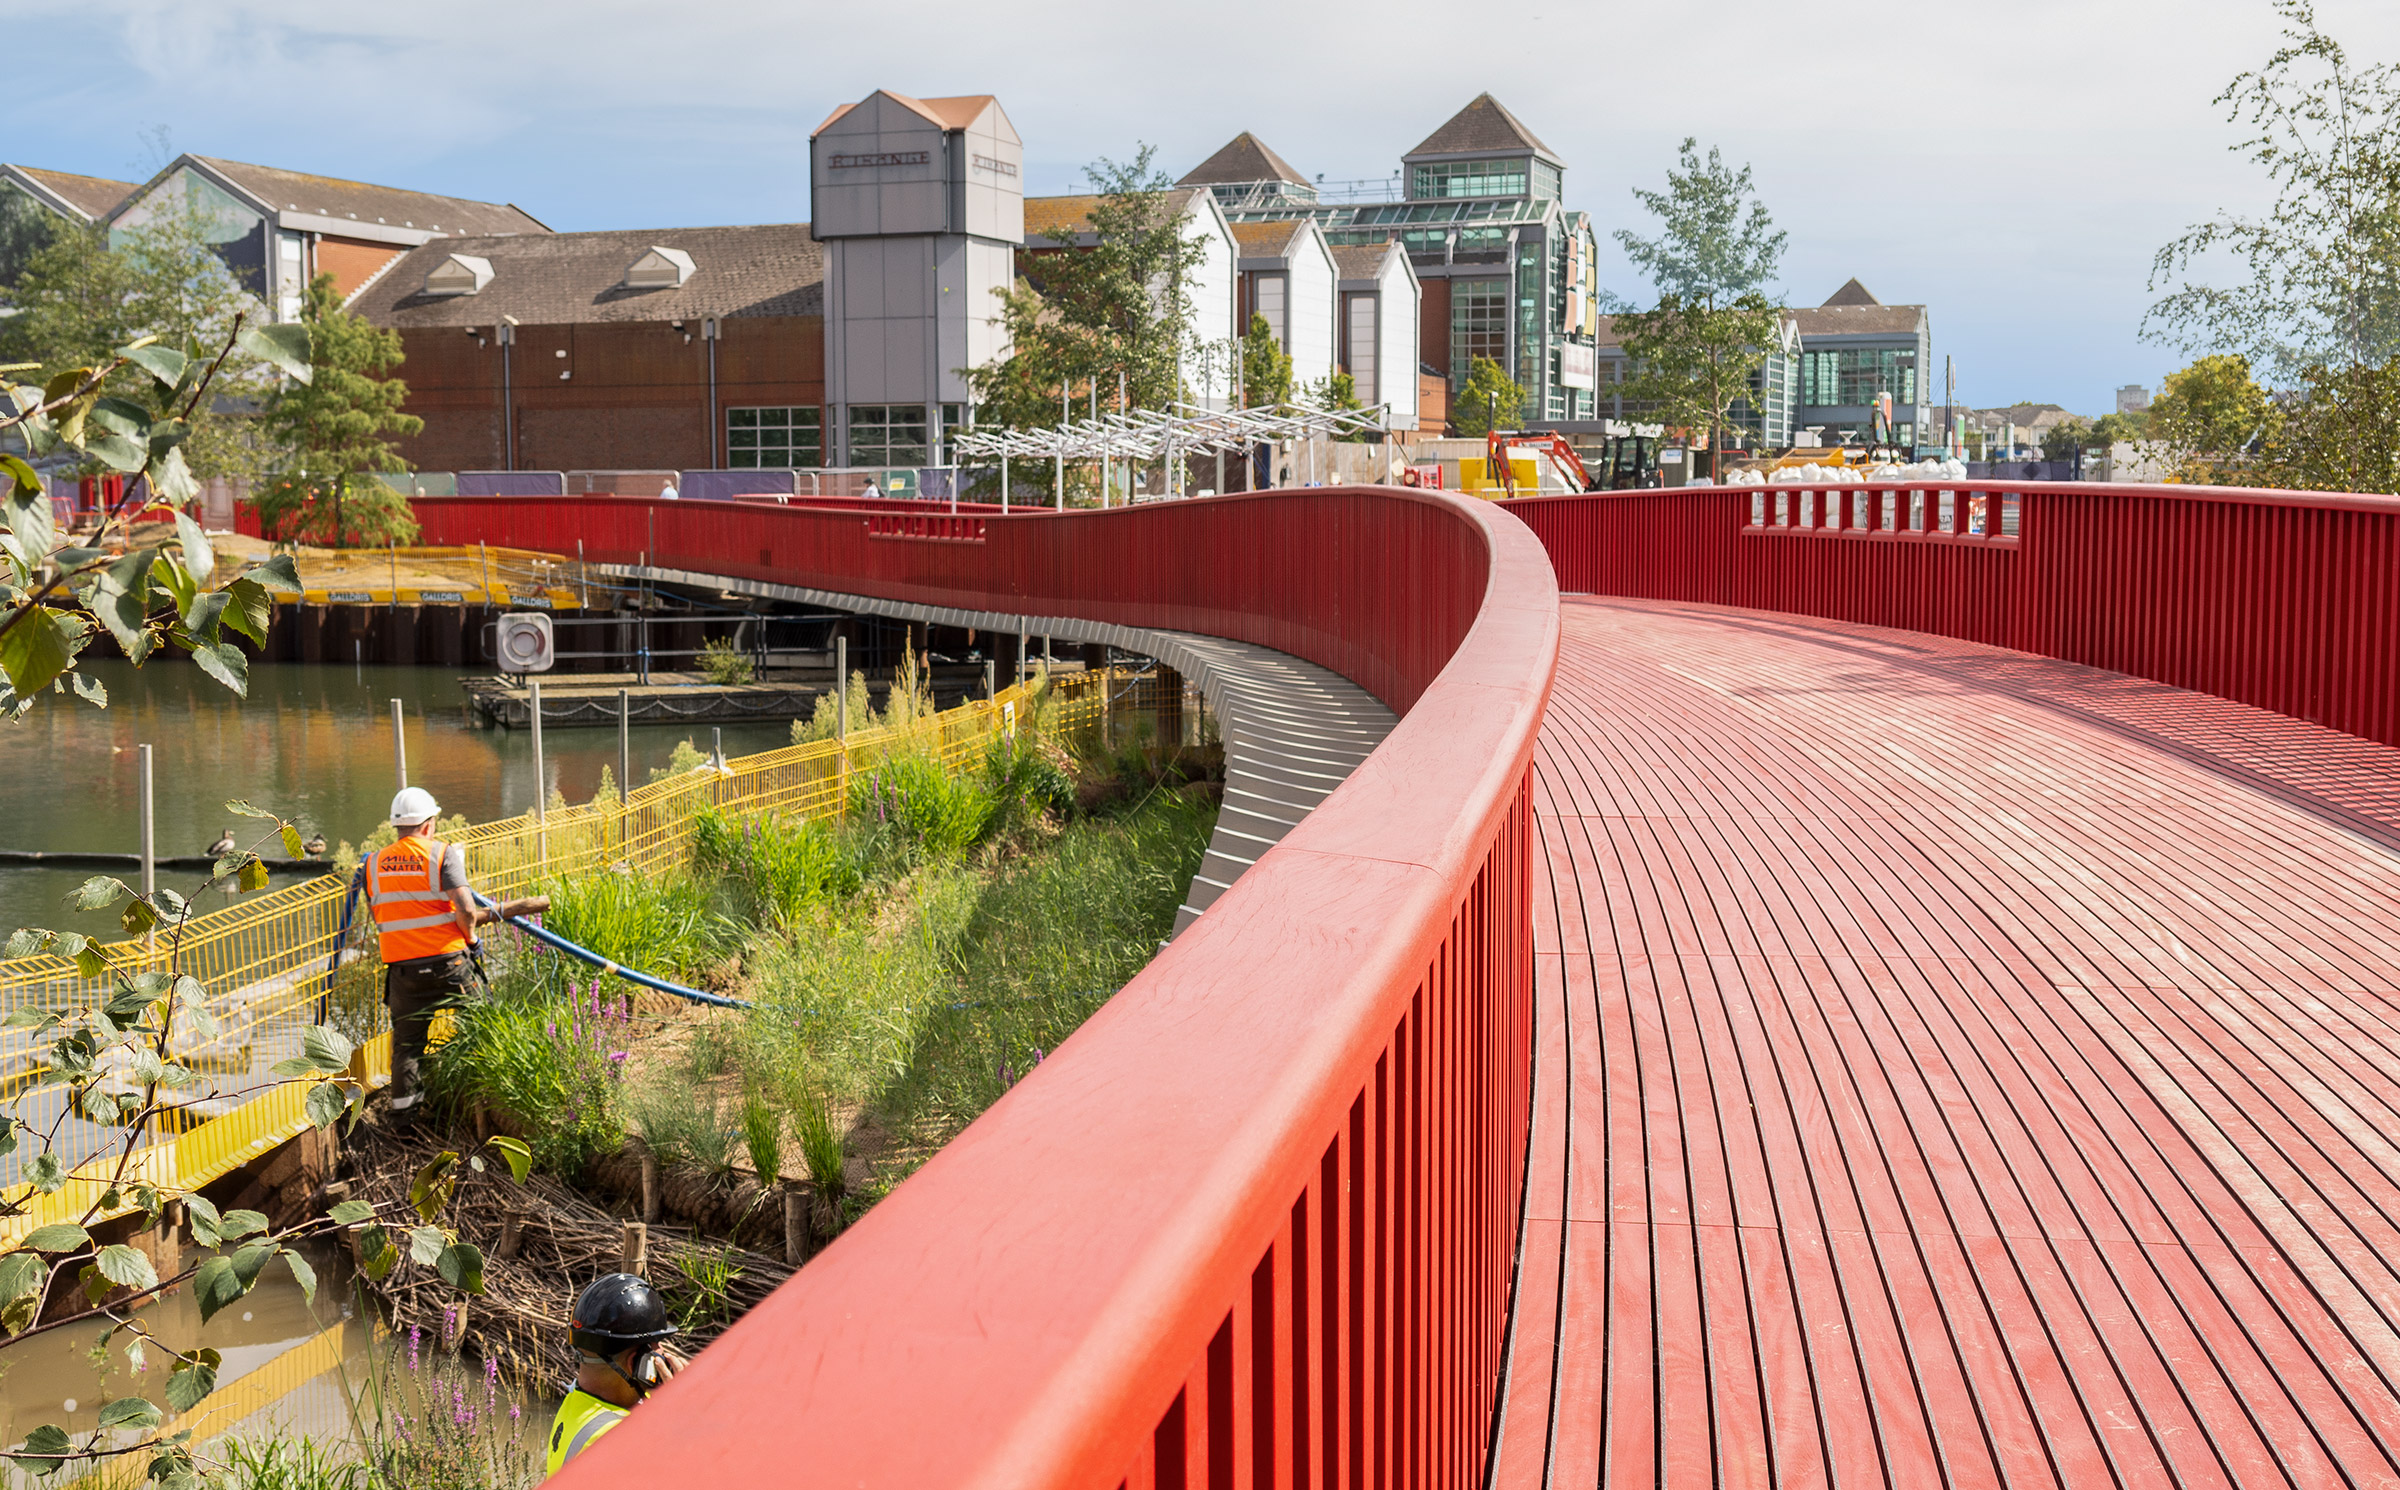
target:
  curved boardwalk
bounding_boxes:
[1497,596,2400,1489]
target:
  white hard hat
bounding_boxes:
[389,787,441,827]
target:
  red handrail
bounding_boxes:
[1509,478,2400,748]
[411,490,1561,1487]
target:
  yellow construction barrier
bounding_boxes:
[0,670,1106,1242]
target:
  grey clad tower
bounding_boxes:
[810,91,1022,470]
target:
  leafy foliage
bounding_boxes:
[0,801,514,1483]
[2259,361,2400,493]
[2145,0,2400,382]
[1613,137,1788,308]
[2149,353,2276,480]
[1606,138,1789,463]
[250,272,423,548]
[2,307,309,716]
[965,147,1214,432]
[697,635,754,686]
[1447,356,1531,438]
[1238,312,1294,411]
[0,204,287,480]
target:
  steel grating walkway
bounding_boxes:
[1495,595,2400,1489]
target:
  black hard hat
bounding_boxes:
[569,1273,678,1357]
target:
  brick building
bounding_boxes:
[349,224,824,475]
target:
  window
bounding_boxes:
[728,406,819,468]
[848,405,927,468]
[1800,348,1918,408]
[1252,273,1287,347]
[1453,226,1508,263]
[1530,159,1562,202]
[1346,294,1378,402]
[1451,278,1508,389]
[1411,157,1531,200]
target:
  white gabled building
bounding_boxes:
[1022,186,1241,410]
[1332,242,1421,431]
[1231,218,1339,397]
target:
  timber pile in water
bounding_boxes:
[343,1121,795,1388]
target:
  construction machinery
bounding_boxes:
[1484,421,1669,498]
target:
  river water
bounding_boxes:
[0,660,798,943]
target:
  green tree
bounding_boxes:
[0,205,275,480]
[1449,356,1531,437]
[0,185,56,296]
[251,273,422,547]
[2145,0,2400,381]
[966,147,1209,432]
[2041,417,2094,461]
[1303,369,1359,413]
[2259,362,2400,492]
[2150,353,2275,480]
[1614,138,1788,307]
[1610,139,1789,470]
[1237,312,1292,410]
[1613,293,1785,467]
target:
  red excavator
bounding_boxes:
[1486,427,1664,497]
[1487,430,1598,498]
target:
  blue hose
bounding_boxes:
[471,892,752,1009]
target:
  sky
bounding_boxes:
[7,0,2398,418]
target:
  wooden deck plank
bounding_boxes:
[1494,596,2400,1487]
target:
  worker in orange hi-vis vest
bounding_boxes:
[364,787,481,1125]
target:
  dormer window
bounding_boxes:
[424,254,494,297]
[624,247,696,289]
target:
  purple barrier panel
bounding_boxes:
[679,469,797,501]
[457,471,566,497]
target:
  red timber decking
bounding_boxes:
[1497,594,2400,1490]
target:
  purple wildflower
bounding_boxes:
[408,1327,422,1372]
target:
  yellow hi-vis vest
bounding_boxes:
[364,836,468,964]
[545,1389,627,1475]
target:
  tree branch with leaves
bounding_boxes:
[0,802,526,1486]
[1,315,313,717]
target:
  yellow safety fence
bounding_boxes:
[0,669,1105,1244]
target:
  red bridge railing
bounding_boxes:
[411,491,1560,1488]
[1509,478,2400,748]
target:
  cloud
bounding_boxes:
[8,0,2399,412]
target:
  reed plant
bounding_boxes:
[206,1435,375,1489]
[739,1085,783,1183]
[691,804,861,926]
[847,752,993,859]
[538,869,735,980]
[422,965,631,1177]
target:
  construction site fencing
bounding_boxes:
[0,671,1099,1244]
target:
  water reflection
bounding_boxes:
[0,661,796,937]
[0,1245,547,1484]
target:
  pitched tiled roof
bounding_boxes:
[1789,303,1926,337]
[1331,242,1400,282]
[1023,189,1201,245]
[4,165,134,221]
[185,156,546,237]
[351,224,822,327]
[1821,277,1881,307]
[1179,133,1309,188]
[1405,94,1559,163]
[1231,219,1308,259]
[1022,194,1102,242]
[813,92,998,136]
